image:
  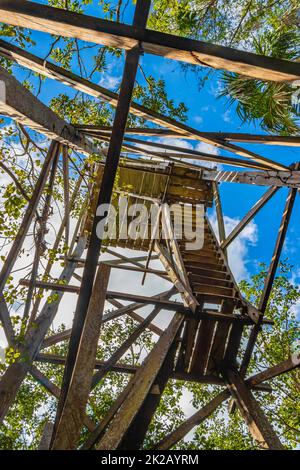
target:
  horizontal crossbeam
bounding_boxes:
[1,1,299,82]
[203,169,300,188]
[0,66,96,154]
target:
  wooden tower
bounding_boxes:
[0,0,299,450]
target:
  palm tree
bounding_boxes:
[220,29,300,135]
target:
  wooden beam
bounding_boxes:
[91,288,175,390]
[19,279,190,314]
[23,143,60,322]
[38,422,54,450]
[54,0,151,442]
[154,358,281,451]
[240,185,297,378]
[247,353,300,387]
[124,136,285,171]
[221,186,279,250]
[30,365,95,432]
[0,141,60,293]
[199,132,300,147]
[212,182,226,256]
[0,236,87,424]
[79,127,300,147]
[51,264,110,449]
[154,390,229,450]
[223,368,284,449]
[95,312,184,450]
[62,146,70,248]
[35,354,138,375]
[0,66,95,154]
[119,331,181,449]
[1,1,299,82]
[203,169,300,188]
[154,242,198,312]
[0,39,288,169]
[0,294,15,345]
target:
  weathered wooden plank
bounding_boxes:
[23,144,60,323]
[19,280,190,313]
[153,361,279,450]
[119,333,181,449]
[124,136,285,171]
[91,288,175,390]
[199,132,300,147]
[0,66,96,154]
[0,40,285,169]
[79,127,300,147]
[38,422,54,450]
[1,1,299,82]
[247,353,300,387]
[35,354,138,375]
[96,313,184,450]
[212,182,226,247]
[223,368,284,449]
[51,264,110,449]
[0,294,15,345]
[203,170,300,188]
[53,0,151,440]
[0,38,291,169]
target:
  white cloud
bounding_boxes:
[210,211,258,281]
[194,115,203,124]
[156,137,193,150]
[0,346,5,363]
[222,109,232,123]
[195,142,220,156]
[99,74,121,90]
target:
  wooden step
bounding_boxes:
[189,274,233,288]
[196,293,239,305]
[182,251,220,263]
[183,254,223,266]
[187,266,231,279]
[192,283,234,297]
[186,261,226,272]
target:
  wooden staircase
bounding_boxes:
[174,211,245,378]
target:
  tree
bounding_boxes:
[0,0,299,450]
[0,264,299,449]
[149,0,300,134]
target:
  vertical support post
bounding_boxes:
[212,181,226,258]
[95,312,184,450]
[23,144,60,323]
[51,264,110,449]
[0,236,87,424]
[119,327,182,450]
[0,140,60,293]
[62,145,70,249]
[240,186,297,377]
[38,422,54,450]
[53,0,151,436]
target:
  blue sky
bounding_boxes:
[2,0,300,285]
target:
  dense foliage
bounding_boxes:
[0,0,299,450]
